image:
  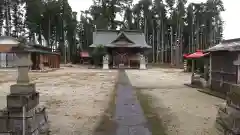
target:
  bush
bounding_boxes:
[91,44,107,66]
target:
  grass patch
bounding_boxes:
[197,88,226,99]
[93,73,118,135]
[185,84,226,99]
[149,63,183,69]
[136,88,167,135]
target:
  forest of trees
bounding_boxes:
[0,0,224,64]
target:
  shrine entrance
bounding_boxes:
[112,48,129,68]
[111,47,141,68]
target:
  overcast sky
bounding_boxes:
[68,0,240,40]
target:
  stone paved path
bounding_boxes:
[114,70,151,135]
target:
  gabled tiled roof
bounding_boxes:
[91,31,117,46]
[111,32,134,44]
[206,38,240,52]
[90,30,151,48]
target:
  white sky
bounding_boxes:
[68,0,240,40]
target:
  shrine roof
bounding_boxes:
[89,30,151,48]
[20,42,60,55]
[205,38,240,52]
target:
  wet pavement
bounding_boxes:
[114,70,151,135]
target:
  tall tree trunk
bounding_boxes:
[161,20,164,63]
[152,20,155,63]
[156,26,159,63]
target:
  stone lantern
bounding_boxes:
[0,36,49,135]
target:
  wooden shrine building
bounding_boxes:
[206,38,240,95]
[90,30,151,69]
[0,36,60,70]
[27,43,60,70]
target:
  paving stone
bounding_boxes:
[129,125,151,135]
[116,126,129,135]
[115,114,147,126]
[114,70,151,135]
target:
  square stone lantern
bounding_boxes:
[0,36,49,135]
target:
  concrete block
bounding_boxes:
[10,83,36,94]
[8,107,36,118]
[7,92,39,112]
[227,87,240,109]
[216,106,240,134]
[226,106,240,118]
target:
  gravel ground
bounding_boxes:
[0,67,118,135]
[126,68,225,135]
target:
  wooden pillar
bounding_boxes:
[209,54,212,86]
[58,54,60,68]
[48,54,50,68]
[49,54,53,68]
[191,59,195,81]
[50,55,52,68]
[128,56,130,68]
[53,55,55,68]
[54,55,56,68]
[40,54,43,70]
[47,54,50,68]
[52,55,54,68]
[204,58,209,81]
[56,54,59,68]
[56,55,58,68]
[51,55,53,68]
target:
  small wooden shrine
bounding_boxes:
[28,43,60,70]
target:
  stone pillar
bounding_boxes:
[209,54,212,87]
[0,52,49,135]
[103,54,109,69]
[139,54,146,70]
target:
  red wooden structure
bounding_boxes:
[80,51,90,64]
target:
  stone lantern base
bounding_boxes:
[0,84,49,135]
[0,83,49,135]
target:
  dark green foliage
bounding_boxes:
[91,45,107,66]
[0,0,225,63]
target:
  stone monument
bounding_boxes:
[0,36,49,135]
[139,54,146,70]
[216,54,240,135]
[103,54,109,69]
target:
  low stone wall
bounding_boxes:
[216,84,240,135]
[211,80,232,95]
